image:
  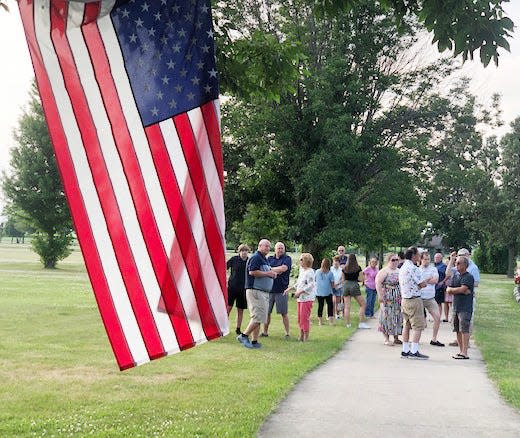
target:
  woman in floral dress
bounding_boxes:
[375,253,403,345]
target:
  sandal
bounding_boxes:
[452,354,469,360]
[393,339,403,345]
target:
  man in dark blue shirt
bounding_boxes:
[237,239,277,349]
[446,256,474,359]
[433,252,448,320]
[262,242,292,338]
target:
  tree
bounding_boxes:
[2,84,73,268]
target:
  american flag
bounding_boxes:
[18,0,229,370]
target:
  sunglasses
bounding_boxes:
[391,258,399,262]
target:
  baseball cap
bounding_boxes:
[457,248,470,256]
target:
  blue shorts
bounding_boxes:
[333,288,343,297]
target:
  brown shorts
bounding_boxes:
[343,280,361,297]
[402,297,426,330]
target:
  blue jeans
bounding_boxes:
[365,287,377,317]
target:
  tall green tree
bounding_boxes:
[2,85,73,268]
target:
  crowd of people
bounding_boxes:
[229,239,480,360]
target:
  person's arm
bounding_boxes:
[375,269,385,302]
[446,284,470,295]
[427,272,439,285]
[249,269,277,278]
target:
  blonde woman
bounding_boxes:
[287,253,316,341]
[375,253,402,345]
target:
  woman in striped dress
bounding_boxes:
[375,253,403,345]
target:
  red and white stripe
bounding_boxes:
[18,0,228,370]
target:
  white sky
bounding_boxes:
[1,2,520,213]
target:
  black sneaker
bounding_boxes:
[430,340,445,347]
[400,351,410,359]
[409,351,429,360]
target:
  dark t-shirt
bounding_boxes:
[344,267,362,281]
[435,262,447,291]
[452,271,474,313]
[226,255,247,292]
[268,254,292,293]
[245,251,274,292]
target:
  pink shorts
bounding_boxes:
[298,301,313,332]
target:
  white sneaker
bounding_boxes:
[358,322,370,329]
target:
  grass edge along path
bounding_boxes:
[475,274,520,412]
[0,243,357,437]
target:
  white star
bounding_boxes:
[207,30,214,38]
[166,20,174,29]
[121,9,130,18]
[154,12,162,21]
[191,37,198,45]
[208,68,217,78]
[195,20,202,30]
[191,76,200,85]
[167,60,175,69]
[180,69,188,77]
[151,107,159,116]
[141,3,150,12]
[172,43,181,53]
[135,17,144,27]
[141,42,149,52]
[175,84,183,93]
[162,75,170,85]
[129,34,137,43]
[204,84,212,93]
[150,68,157,76]
[178,28,187,38]
[196,61,204,70]
[160,35,168,45]
[201,44,210,53]
[200,5,209,13]
[138,58,145,68]
[154,51,162,60]
[148,28,156,37]
[186,52,193,61]
[156,91,164,100]
[187,92,195,101]
[172,4,180,13]
[168,99,177,109]
[144,83,151,92]
[161,0,167,4]
[184,13,193,22]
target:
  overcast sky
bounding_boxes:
[1,3,520,212]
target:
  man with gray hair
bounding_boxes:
[446,256,475,359]
[237,239,277,349]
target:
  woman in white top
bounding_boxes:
[287,253,316,342]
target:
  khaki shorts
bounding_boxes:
[402,297,426,330]
[246,289,270,324]
[423,298,439,317]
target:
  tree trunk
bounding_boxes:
[507,243,517,278]
[365,250,370,268]
[379,246,384,269]
[303,240,328,269]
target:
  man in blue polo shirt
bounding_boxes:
[237,239,277,349]
[262,242,292,339]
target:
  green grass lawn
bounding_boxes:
[0,243,357,437]
[474,274,520,411]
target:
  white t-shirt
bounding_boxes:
[296,268,316,302]
[419,264,439,300]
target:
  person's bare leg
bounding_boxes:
[282,313,289,336]
[355,295,367,322]
[303,331,309,341]
[456,331,463,355]
[429,306,441,341]
[411,329,422,343]
[243,321,259,338]
[444,302,450,321]
[343,296,351,325]
[402,323,410,343]
[461,332,470,356]
[251,324,261,342]
[236,308,244,332]
[263,313,271,336]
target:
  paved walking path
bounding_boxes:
[259,316,520,437]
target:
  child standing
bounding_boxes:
[315,258,335,325]
[288,253,316,341]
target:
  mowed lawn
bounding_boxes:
[474,274,520,411]
[0,243,356,437]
